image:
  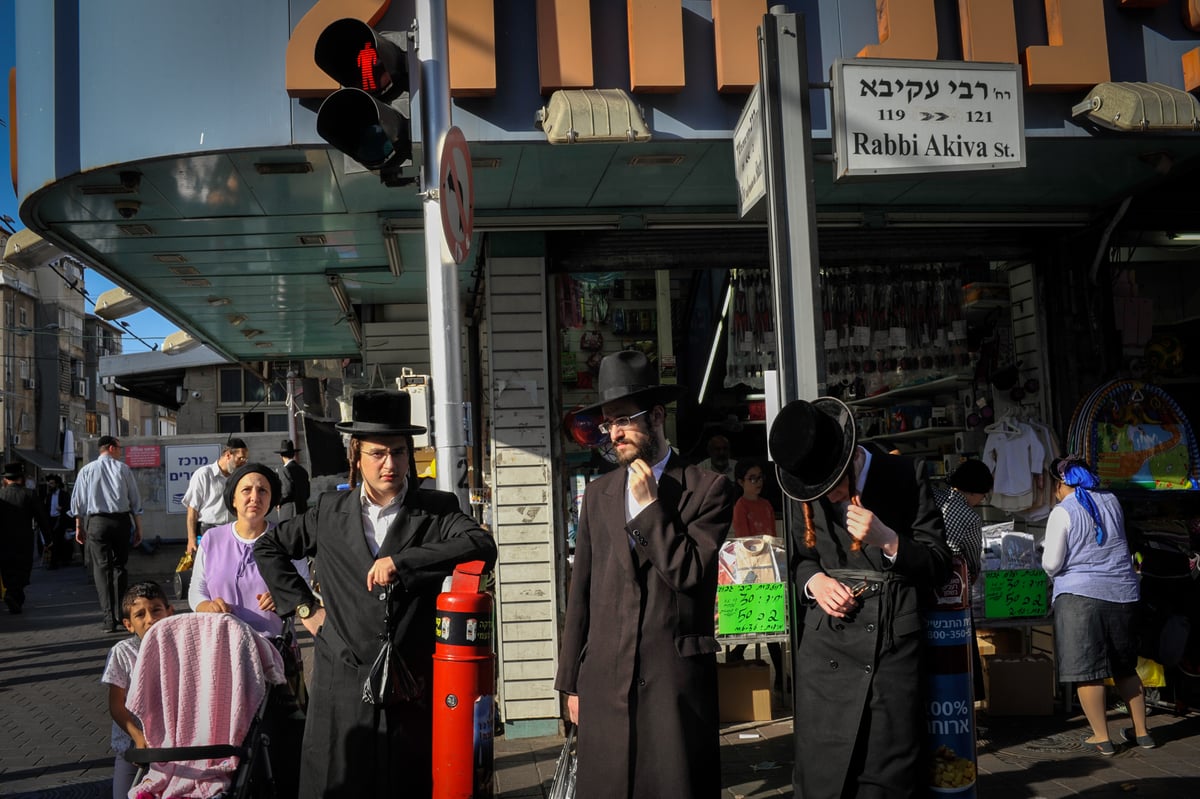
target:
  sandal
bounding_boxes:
[1081,736,1115,756]
[1122,728,1156,749]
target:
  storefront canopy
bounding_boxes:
[16,448,73,472]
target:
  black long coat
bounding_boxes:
[0,483,52,592]
[278,459,311,514]
[556,454,734,799]
[255,486,496,799]
[789,452,950,799]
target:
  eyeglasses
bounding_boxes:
[362,446,408,463]
[598,410,649,436]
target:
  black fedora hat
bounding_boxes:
[2,461,25,481]
[578,351,684,414]
[768,397,857,502]
[335,389,427,436]
[276,438,297,456]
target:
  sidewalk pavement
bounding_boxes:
[3,543,1200,798]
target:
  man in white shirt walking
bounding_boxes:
[182,437,248,554]
[71,436,145,632]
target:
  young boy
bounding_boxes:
[102,581,173,799]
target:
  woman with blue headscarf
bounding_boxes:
[1043,456,1152,755]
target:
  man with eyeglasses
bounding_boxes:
[556,351,734,799]
[71,436,144,632]
[255,389,496,798]
[182,437,249,554]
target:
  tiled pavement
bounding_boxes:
[3,544,1200,798]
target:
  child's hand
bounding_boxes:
[256,592,276,612]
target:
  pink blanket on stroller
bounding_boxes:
[127,613,286,799]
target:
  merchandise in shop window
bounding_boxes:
[724,269,776,390]
[822,264,976,401]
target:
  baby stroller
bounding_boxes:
[124,613,286,798]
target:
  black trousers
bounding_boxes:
[85,514,131,626]
[49,515,74,566]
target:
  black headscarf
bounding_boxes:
[223,462,283,516]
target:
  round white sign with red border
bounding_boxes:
[440,126,474,265]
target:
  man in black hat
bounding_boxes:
[255,389,496,799]
[274,438,310,521]
[1,462,54,613]
[556,351,734,799]
[43,473,74,568]
[769,398,950,799]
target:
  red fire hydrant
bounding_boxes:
[432,560,495,799]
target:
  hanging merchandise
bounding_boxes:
[822,263,977,402]
[1065,380,1200,491]
[723,269,776,389]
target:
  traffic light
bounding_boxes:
[314,18,414,185]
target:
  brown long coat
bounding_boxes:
[556,454,734,799]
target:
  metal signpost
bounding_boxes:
[758,9,823,406]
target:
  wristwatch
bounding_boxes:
[296,601,316,620]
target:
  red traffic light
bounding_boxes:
[314,19,408,102]
[312,18,413,183]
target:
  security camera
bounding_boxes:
[191,390,202,399]
[115,200,141,220]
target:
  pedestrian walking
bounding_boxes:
[182,437,248,554]
[44,473,74,568]
[71,436,145,632]
[275,438,310,521]
[1,462,54,614]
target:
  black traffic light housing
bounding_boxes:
[314,18,415,186]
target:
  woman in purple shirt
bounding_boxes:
[188,461,309,799]
[189,462,310,636]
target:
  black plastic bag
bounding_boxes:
[362,639,421,706]
[361,585,421,706]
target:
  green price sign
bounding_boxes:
[717,582,788,635]
[984,569,1049,619]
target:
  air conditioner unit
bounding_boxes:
[396,369,431,449]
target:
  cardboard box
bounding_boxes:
[976,628,1022,658]
[718,660,772,723]
[983,654,1054,716]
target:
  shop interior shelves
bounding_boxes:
[860,426,965,443]
[846,374,972,407]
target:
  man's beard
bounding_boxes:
[615,437,661,467]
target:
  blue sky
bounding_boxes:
[2,0,173,353]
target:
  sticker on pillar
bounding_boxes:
[474,695,495,796]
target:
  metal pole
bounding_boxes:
[286,369,298,448]
[761,8,823,405]
[416,0,469,510]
